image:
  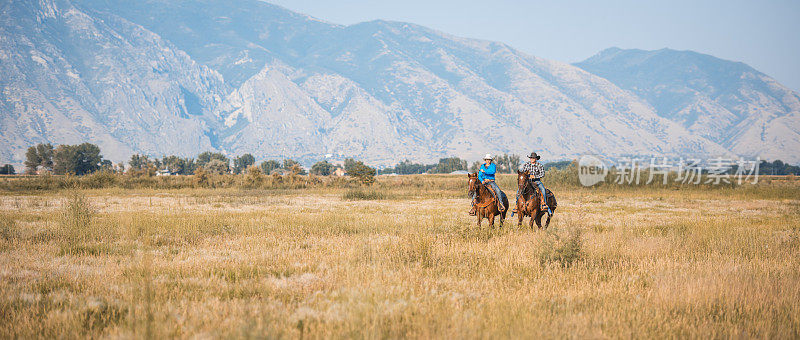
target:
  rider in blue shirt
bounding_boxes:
[470,154,506,215]
[478,161,495,182]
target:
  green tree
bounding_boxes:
[205,159,230,175]
[233,154,256,174]
[283,159,306,175]
[128,154,156,176]
[260,160,282,174]
[196,152,229,169]
[348,160,376,184]
[0,164,15,175]
[543,160,572,171]
[432,157,467,174]
[751,160,800,175]
[53,143,102,175]
[24,143,53,174]
[24,147,40,174]
[310,160,334,176]
[128,154,152,171]
[495,154,521,173]
[37,143,54,170]
[99,159,113,172]
[391,160,432,175]
[52,145,76,175]
[73,143,102,175]
[344,158,359,174]
[283,158,300,169]
[161,156,194,175]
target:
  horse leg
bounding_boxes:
[529,210,537,230]
[476,209,482,227]
[544,212,552,229]
[500,195,508,228]
[535,212,544,229]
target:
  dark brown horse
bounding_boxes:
[467,173,508,228]
[516,170,557,229]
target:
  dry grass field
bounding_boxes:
[1,174,799,338]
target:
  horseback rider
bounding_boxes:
[470,154,506,216]
[515,152,552,216]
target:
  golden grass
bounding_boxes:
[1,176,799,338]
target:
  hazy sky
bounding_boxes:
[268,0,800,92]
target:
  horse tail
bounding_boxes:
[546,189,557,209]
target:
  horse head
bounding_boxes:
[467,173,479,196]
[517,170,530,190]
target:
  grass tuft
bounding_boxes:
[539,228,584,268]
[342,188,389,200]
[59,190,94,235]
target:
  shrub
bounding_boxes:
[260,160,282,174]
[243,166,264,188]
[59,191,94,242]
[539,229,583,268]
[205,159,230,175]
[0,215,13,241]
[342,188,387,200]
[348,162,376,185]
[311,161,333,176]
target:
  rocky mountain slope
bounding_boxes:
[1,0,795,165]
[576,48,800,163]
[0,0,229,163]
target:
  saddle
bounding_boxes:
[478,184,506,211]
[525,181,556,210]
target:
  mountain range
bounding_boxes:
[1,0,797,166]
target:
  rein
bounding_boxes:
[472,180,496,208]
[521,181,536,196]
[518,175,536,196]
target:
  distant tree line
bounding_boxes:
[379,155,571,175]
[381,157,468,175]
[0,164,15,175]
[730,160,800,175]
[15,142,799,178]
[544,160,573,171]
[19,142,381,185]
[23,143,112,175]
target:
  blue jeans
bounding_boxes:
[516,180,545,201]
[533,179,551,212]
[485,181,505,210]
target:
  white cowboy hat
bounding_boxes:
[483,153,493,160]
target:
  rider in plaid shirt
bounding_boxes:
[521,160,545,179]
[515,152,552,215]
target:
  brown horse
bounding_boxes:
[467,173,508,228]
[516,170,557,229]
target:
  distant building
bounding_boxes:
[155,169,172,176]
[270,168,292,176]
[332,168,346,177]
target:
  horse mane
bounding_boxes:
[469,174,494,202]
[518,172,536,196]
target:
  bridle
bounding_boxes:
[518,171,536,195]
[468,175,484,197]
